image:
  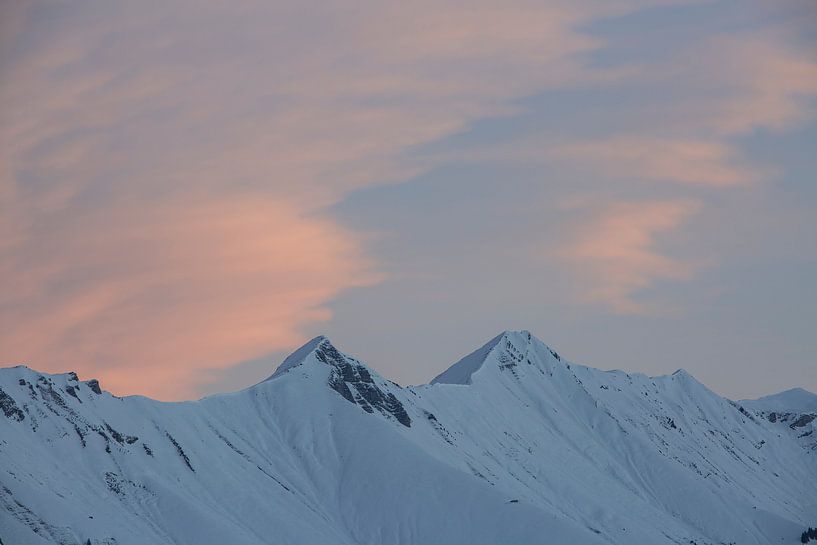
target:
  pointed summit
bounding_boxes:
[265,335,332,380]
[259,334,412,427]
[665,368,709,389]
[262,334,383,385]
[431,332,506,385]
[432,330,558,385]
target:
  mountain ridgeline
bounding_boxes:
[1,331,815,545]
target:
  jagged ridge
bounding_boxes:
[1,331,815,545]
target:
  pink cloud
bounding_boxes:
[698,34,817,136]
[544,30,816,315]
[552,137,755,186]
[546,30,817,187]
[2,1,813,397]
[559,200,702,314]
[0,195,379,399]
[1,1,638,398]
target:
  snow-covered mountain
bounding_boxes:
[742,388,817,414]
[1,331,815,545]
[741,388,817,454]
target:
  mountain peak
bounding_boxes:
[257,334,412,427]
[741,387,817,414]
[2,331,814,544]
[264,335,333,380]
[662,368,712,394]
[671,369,694,379]
[431,329,558,385]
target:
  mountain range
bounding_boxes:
[1,330,815,545]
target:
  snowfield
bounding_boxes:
[1,331,815,545]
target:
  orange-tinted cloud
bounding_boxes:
[0,194,378,399]
[547,30,816,311]
[552,138,754,186]
[0,1,628,398]
[2,1,814,398]
[547,30,817,187]
[560,200,702,314]
[704,34,817,135]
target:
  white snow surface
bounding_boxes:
[1,330,815,545]
[742,388,817,414]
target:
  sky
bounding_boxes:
[1,0,816,401]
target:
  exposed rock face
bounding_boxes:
[85,380,102,395]
[0,388,24,421]
[790,414,816,429]
[0,333,815,545]
[316,339,412,427]
[740,388,817,451]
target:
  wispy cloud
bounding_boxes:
[547,28,817,312]
[1,1,814,397]
[703,33,817,135]
[559,200,702,314]
[0,194,379,398]
[552,138,755,186]
[0,0,638,397]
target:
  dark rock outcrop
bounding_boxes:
[0,388,24,421]
[315,340,412,427]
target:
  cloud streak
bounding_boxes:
[0,194,378,399]
[553,138,754,186]
[0,0,634,397]
[1,1,815,397]
[545,27,817,311]
[560,200,702,314]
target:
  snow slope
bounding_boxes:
[742,388,817,414]
[741,388,817,455]
[1,331,814,545]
